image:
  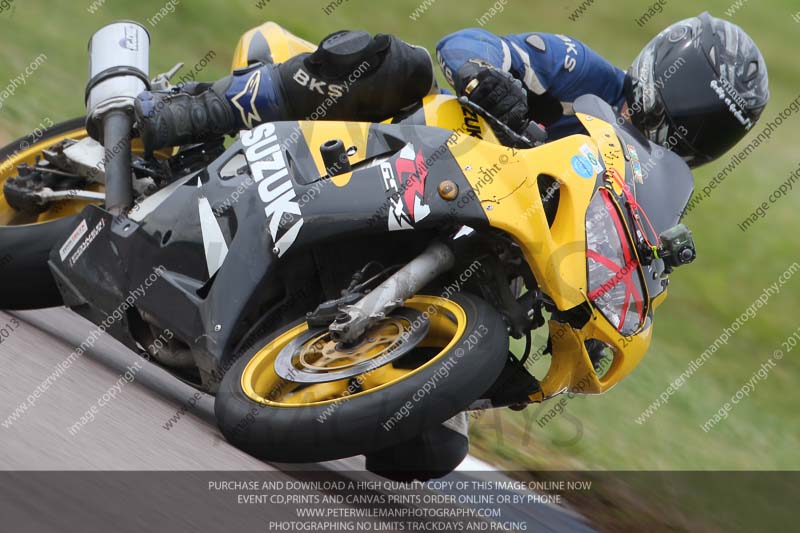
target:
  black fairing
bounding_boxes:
[48,121,488,380]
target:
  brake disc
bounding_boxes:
[273,308,429,384]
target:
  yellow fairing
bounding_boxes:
[289,95,501,188]
[450,112,654,398]
[536,317,652,399]
[575,112,627,195]
[296,120,372,187]
[451,133,597,311]
[231,22,316,70]
[389,94,500,145]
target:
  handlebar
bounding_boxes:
[457,96,547,148]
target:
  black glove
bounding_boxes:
[457,62,529,133]
[134,85,235,154]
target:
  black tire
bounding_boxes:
[0,117,86,310]
[215,293,508,463]
[365,413,470,481]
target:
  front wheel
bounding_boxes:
[215,294,509,463]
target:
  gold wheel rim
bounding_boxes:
[0,127,172,226]
[0,127,89,226]
[240,296,468,407]
[296,317,409,372]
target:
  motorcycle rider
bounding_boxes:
[133,13,768,478]
[137,12,769,169]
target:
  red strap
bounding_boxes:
[607,168,660,250]
[587,189,644,330]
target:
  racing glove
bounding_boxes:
[134,63,289,154]
[134,84,237,155]
[457,62,529,133]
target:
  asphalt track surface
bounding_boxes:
[0,307,597,533]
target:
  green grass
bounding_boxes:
[2,0,798,529]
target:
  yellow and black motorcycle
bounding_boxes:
[0,22,696,465]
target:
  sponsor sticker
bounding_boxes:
[709,78,754,130]
[571,155,594,179]
[579,143,604,175]
[59,219,88,261]
[380,144,431,231]
[69,219,106,267]
[627,144,645,184]
[240,122,304,256]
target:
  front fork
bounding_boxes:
[328,241,455,343]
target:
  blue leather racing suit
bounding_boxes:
[436,28,627,140]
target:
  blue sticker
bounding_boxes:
[571,155,594,179]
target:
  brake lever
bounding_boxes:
[457,97,546,148]
[150,62,185,91]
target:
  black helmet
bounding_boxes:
[625,12,769,168]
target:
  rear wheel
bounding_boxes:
[0,118,91,309]
[215,293,508,463]
[0,118,170,309]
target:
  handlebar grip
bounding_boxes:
[523,121,548,144]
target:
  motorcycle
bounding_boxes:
[0,21,696,465]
